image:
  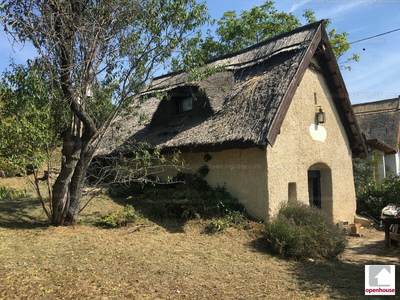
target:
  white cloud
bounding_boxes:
[289,0,311,13]
[311,2,363,19]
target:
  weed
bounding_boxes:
[208,209,247,232]
[96,205,137,228]
[198,165,209,177]
[120,172,248,224]
[0,185,27,199]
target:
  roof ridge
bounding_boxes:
[154,20,325,81]
[203,20,324,65]
[353,97,400,107]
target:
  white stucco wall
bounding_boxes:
[378,151,386,180]
[368,150,386,181]
[371,150,400,180]
[385,152,400,176]
[266,67,357,223]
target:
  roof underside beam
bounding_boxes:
[316,27,367,159]
[366,139,397,154]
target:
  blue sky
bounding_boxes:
[205,0,400,104]
[0,0,399,104]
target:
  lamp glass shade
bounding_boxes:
[317,111,326,124]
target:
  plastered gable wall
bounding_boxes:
[266,66,357,223]
[173,148,269,221]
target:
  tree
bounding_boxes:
[1,0,209,226]
[0,60,68,214]
[173,1,359,71]
[0,60,67,174]
[352,150,380,198]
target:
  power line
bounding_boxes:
[329,27,400,50]
[348,27,400,45]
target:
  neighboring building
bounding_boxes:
[353,97,400,180]
[99,21,366,223]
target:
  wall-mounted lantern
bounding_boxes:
[316,107,326,124]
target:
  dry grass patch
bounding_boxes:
[0,220,318,299]
[1,188,399,299]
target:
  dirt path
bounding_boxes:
[341,227,399,265]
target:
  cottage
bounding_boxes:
[99,21,366,223]
[353,97,400,180]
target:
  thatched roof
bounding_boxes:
[98,21,367,158]
[353,98,400,152]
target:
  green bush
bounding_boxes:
[124,172,247,221]
[0,186,27,200]
[357,176,400,219]
[352,151,380,196]
[208,209,247,232]
[264,204,347,260]
[96,205,137,228]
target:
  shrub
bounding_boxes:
[96,205,137,228]
[208,209,247,232]
[357,175,400,219]
[0,186,27,200]
[124,172,247,222]
[352,151,380,196]
[264,204,347,260]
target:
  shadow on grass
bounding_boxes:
[0,196,49,229]
[104,174,249,234]
[344,238,400,264]
[290,258,400,299]
[110,194,187,233]
[248,236,400,299]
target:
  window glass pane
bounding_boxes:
[180,97,193,112]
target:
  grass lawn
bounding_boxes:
[0,180,399,299]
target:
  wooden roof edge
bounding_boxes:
[366,139,397,154]
[265,21,367,159]
[266,22,323,146]
[318,23,368,159]
[354,108,399,116]
[353,97,400,109]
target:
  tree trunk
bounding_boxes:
[64,146,95,225]
[51,125,97,226]
[51,132,81,226]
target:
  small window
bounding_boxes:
[179,97,193,113]
[288,182,297,205]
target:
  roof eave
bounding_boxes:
[366,139,397,154]
[315,23,368,159]
[158,140,265,154]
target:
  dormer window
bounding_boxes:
[179,97,193,113]
[150,86,212,127]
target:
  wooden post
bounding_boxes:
[385,220,390,249]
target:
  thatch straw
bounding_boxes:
[97,23,321,155]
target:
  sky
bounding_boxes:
[0,0,399,104]
[204,0,400,104]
